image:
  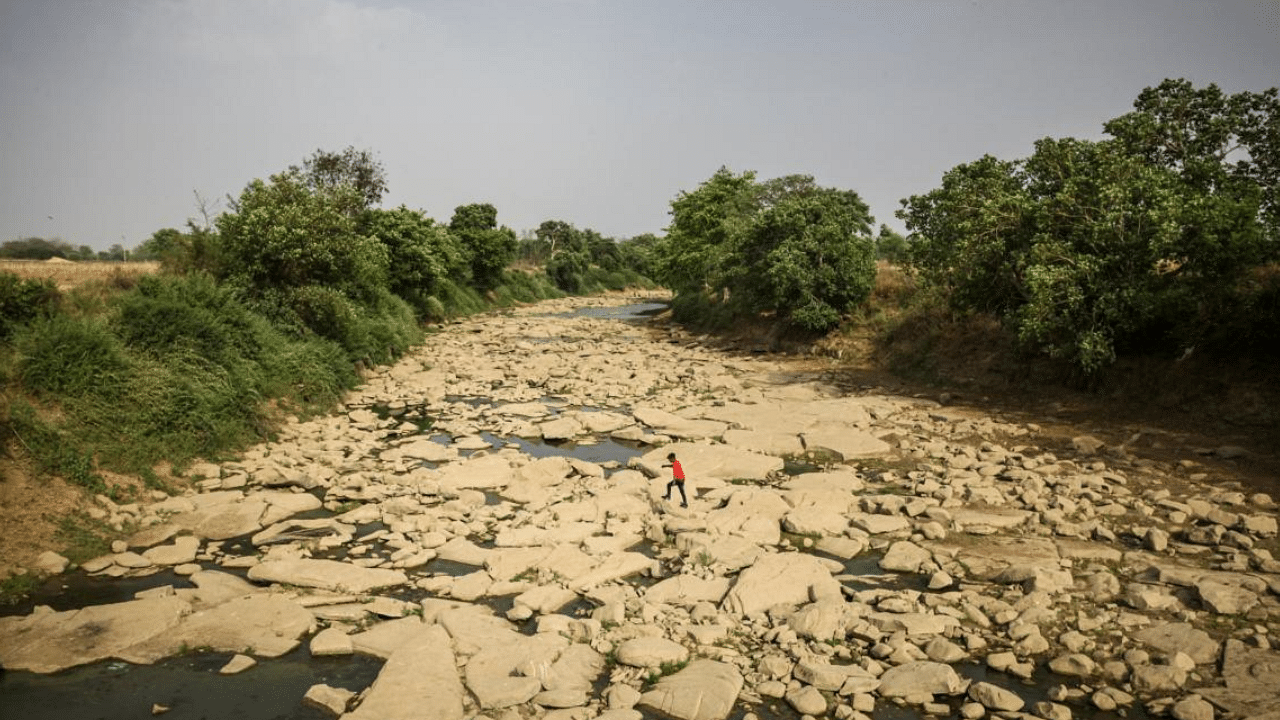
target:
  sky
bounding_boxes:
[1,0,1277,251]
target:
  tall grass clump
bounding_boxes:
[0,273,60,340]
[15,314,132,398]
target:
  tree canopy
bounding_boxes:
[899,78,1278,372]
[654,168,877,331]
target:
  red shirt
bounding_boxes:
[670,459,685,480]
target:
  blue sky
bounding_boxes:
[1,0,1277,250]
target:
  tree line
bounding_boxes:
[2,78,1276,496]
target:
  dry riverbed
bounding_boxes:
[2,293,1278,720]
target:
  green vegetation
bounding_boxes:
[899,79,1279,373]
[0,145,654,525]
[53,512,121,564]
[0,571,40,605]
[653,168,877,332]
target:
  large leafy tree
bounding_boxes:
[656,167,759,298]
[735,186,876,331]
[296,146,388,215]
[216,169,388,301]
[656,168,877,331]
[899,79,1276,372]
[360,206,466,317]
[449,203,518,290]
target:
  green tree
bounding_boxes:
[0,237,74,260]
[654,167,758,297]
[449,203,517,290]
[898,78,1277,372]
[875,224,909,263]
[734,186,877,331]
[297,146,387,215]
[360,206,466,317]
[216,169,388,301]
[899,154,1034,315]
[133,228,184,262]
[656,168,877,331]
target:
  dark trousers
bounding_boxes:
[664,479,687,503]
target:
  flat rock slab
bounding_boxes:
[877,661,968,698]
[638,659,744,720]
[636,444,783,484]
[343,624,465,720]
[124,595,315,662]
[1195,639,1280,719]
[645,575,731,607]
[1132,622,1222,665]
[800,423,891,460]
[722,552,841,617]
[0,595,190,673]
[248,559,408,593]
[938,535,1059,580]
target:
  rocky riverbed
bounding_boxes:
[2,293,1278,720]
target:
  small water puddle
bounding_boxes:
[0,647,382,720]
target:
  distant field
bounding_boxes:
[0,259,161,289]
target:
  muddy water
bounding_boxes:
[0,300,1150,720]
[0,649,382,720]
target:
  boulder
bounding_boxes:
[722,552,841,616]
[877,661,967,698]
[637,659,743,720]
[615,637,690,668]
[343,624,465,720]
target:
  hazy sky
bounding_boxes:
[1,0,1277,251]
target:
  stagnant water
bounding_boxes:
[0,302,1149,720]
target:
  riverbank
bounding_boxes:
[3,292,1278,720]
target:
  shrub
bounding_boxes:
[0,272,59,339]
[15,315,131,398]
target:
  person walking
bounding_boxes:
[661,452,688,507]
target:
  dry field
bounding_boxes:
[0,259,160,289]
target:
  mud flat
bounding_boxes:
[3,292,1278,720]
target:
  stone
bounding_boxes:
[637,659,743,720]
[304,684,355,716]
[344,624,465,720]
[879,541,932,572]
[645,575,731,607]
[877,662,967,698]
[32,551,69,575]
[1171,695,1215,720]
[785,685,827,715]
[787,599,858,641]
[923,637,967,663]
[722,552,841,616]
[1131,664,1187,693]
[1196,579,1259,615]
[615,637,689,668]
[0,595,190,673]
[247,559,408,593]
[142,536,201,566]
[1047,653,1096,677]
[124,594,315,661]
[1132,623,1221,664]
[310,627,354,656]
[968,681,1024,711]
[219,654,256,674]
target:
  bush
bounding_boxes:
[0,273,60,340]
[217,169,389,301]
[547,251,589,293]
[15,314,132,398]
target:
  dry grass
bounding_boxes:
[0,259,160,289]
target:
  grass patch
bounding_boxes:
[0,572,40,605]
[53,511,122,564]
